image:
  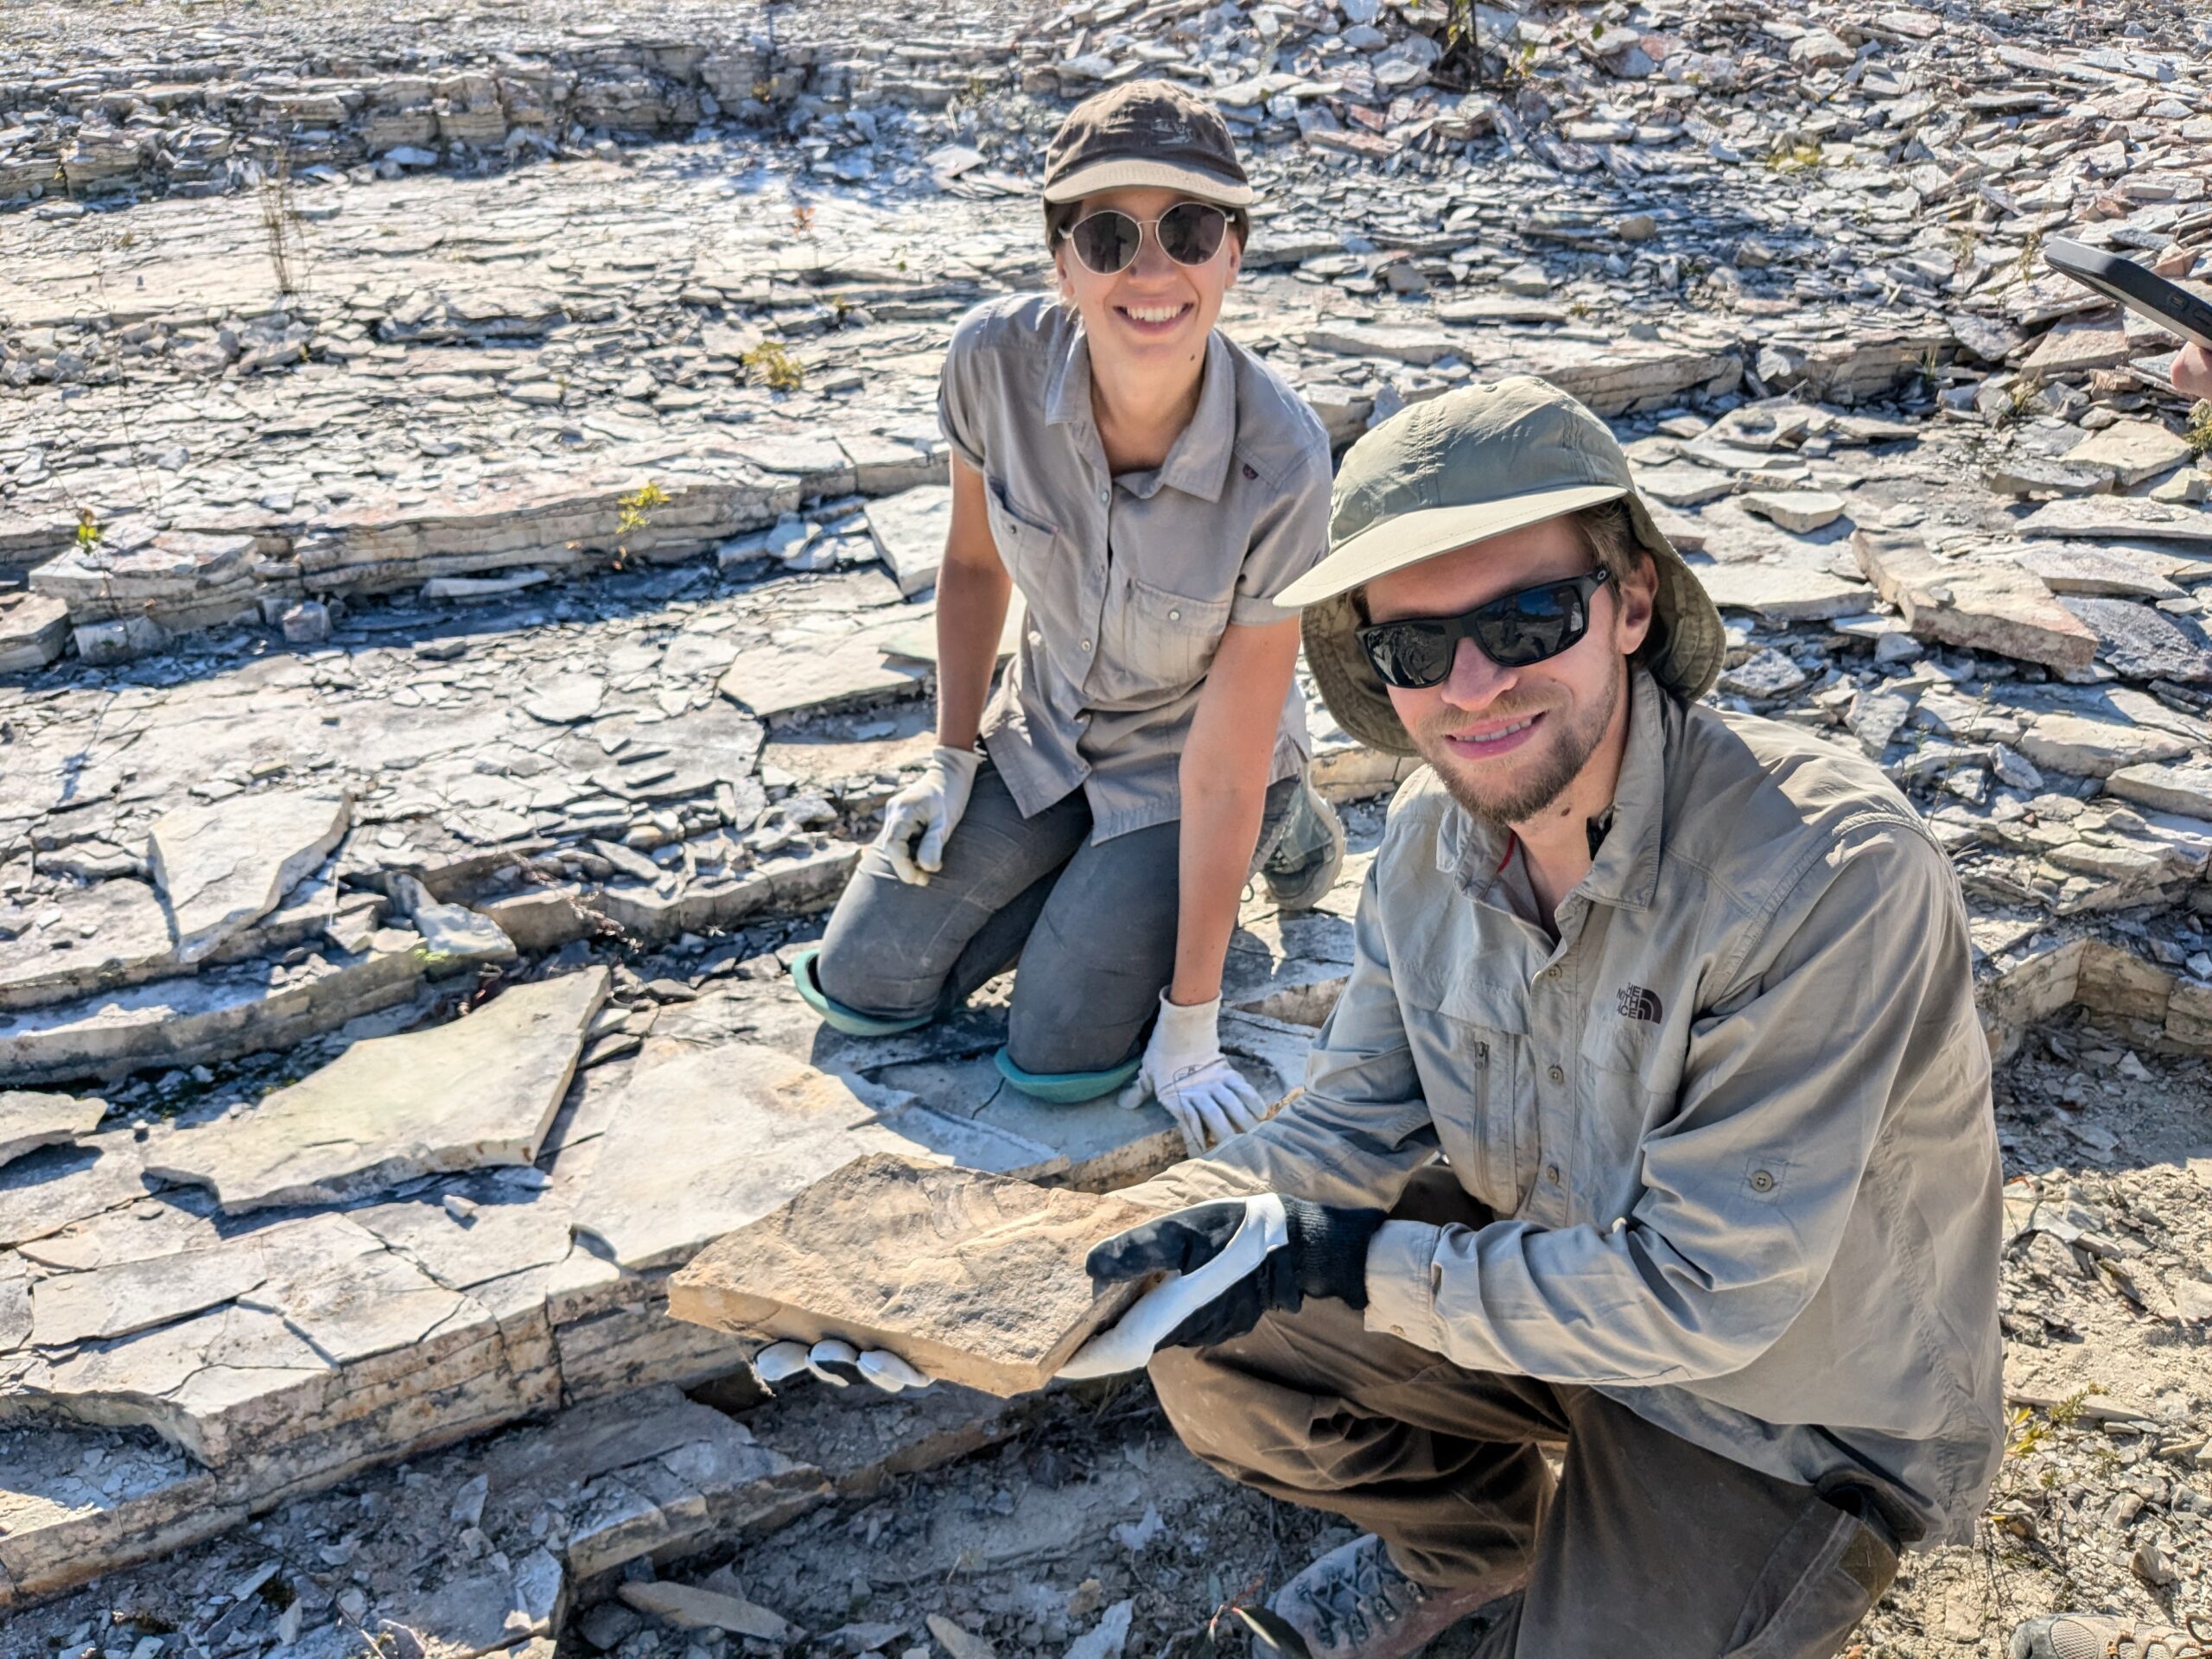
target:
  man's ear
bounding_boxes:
[1614,554,1658,655]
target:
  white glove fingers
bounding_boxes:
[804,1338,859,1386]
[755,1339,812,1384]
[915,817,950,873]
[859,1350,932,1392]
[1188,1091,1236,1151]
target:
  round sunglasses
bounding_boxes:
[1356,569,1612,690]
[1058,201,1230,275]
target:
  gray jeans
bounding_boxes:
[1149,1166,1906,1658]
[815,759,1300,1076]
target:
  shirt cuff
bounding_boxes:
[1362,1219,1447,1351]
[1230,592,1297,627]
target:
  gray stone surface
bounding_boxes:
[2060,597,2212,685]
[0,1091,105,1170]
[147,791,352,964]
[865,484,952,597]
[145,969,607,1213]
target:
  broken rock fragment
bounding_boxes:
[146,968,608,1214]
[0,1090,105,1170]
[669,1153,1156,1397]
[1852,531,2096,672]
[148,789,353,964]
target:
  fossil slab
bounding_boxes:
[669,1154,1154,1396]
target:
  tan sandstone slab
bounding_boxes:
[0,1091,106,1170]
[1853,531,2097,671]
[148,789,353,963]
[668,1154,1154,1397]
[2106,759,2212,819]
[145,969,608,1214]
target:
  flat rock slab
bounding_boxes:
[1738,489,1848,533]
[670,1154,1154,1396]
[2060,596,2212,684]
[865,485,951,597]
[2063,419,2196,487]
[146,968,608,1214]
[1694,561,1872,621]
[572,1039,936,1272]
[2018,712,2194,779]
[1853,531,2096,671]
[0,880,176,1010]
[2017,498,2212,544]
[717,609,931,721]
[2107,759,2212,819]
[2012,544,2184,601]
[0,1091,105,1170]
[148,789,352,964]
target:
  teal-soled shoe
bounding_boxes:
[992,1046,1142,1103]
[789,946,933,1039]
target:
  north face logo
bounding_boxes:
[1617,986,1662,1023]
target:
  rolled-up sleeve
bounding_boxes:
[1365,821,1967,1384]
[1120,859,1441,1213]
[935,305,993,475]
[1228,445,1332,627]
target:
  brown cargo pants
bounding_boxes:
[1147,1167,1904,1659]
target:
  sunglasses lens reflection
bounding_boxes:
[1159,203,1227,264]
[1070,211,1143,274]
[1067,205,1228,273]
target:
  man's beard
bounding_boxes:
[1413,651,1624,830]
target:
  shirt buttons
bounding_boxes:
[1168,608,1180,621]
[1098,486,1110,503]
[1081,639,1094,652]
[1546,1164,1561,1185]
[1547,1065,1564,1084]
[1544,966,1561,981]
[1749,1169,1777,1194]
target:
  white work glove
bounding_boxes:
[753,1338,933,1395]
[1116,992,1268,1158]
[875,745,981,885]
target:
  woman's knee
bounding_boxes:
[813,857,954,1019]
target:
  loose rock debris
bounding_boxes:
[3,0,2212,1648]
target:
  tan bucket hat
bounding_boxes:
[1281,376,1725,757]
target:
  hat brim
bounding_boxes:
[1041,158,1255,207]
[1298,490,1726,757]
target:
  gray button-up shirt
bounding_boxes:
[1132,669,2006,1545]
[938,295,1332,842]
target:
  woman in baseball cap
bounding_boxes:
[793,81,1342,1158]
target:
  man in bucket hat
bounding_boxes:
[1063,378,2005,1657]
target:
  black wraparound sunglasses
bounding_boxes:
[1058,201,1230,275]
[1357,569,1611,690]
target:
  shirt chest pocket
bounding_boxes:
[1402,986,1537,1218]
[1090,573,1235,706]
[982,478,1058,582]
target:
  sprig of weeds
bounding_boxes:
[742,340,804,391]
[1764,142,1823,174]
[2186,399,2212,456]
[74,507,101,550]
[613,480,668,570]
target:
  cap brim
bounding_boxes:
[1278,485,1626,608]
[1295,486,1726,757]
[1041,158,1255,207]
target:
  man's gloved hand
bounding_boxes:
[1056,1193,1386,1378]
[753,1338,933,1395]
[1116,992,1268,1157]
[876,746,982,885]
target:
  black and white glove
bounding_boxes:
[1056,1194,1385,1378]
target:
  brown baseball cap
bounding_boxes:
[1042,79,1255,208]
[1285,377,1726,757]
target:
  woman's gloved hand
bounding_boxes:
[876,746,982,885]
[753,1338,933,1395]
[1056,1193,1388,1376]
[1117,992,1268,1157]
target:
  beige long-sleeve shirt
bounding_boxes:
[1131,668,2006,1545]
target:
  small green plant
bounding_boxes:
[2047,1389,2088,1427]
[2005,1407,2049,1459]
[74,507,101,550]
[2186,399,2212,456]
[1764,142,1823,174]
[616,480,667,538]
[742,340,804,391]
[1918,343,1942,386]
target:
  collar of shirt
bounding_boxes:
[1436,665,1670,915]
[1042,321,1238,504]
